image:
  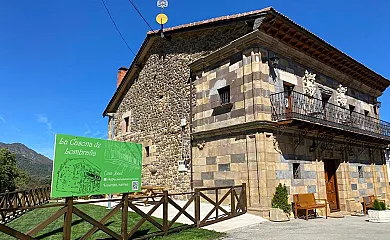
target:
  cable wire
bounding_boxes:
[101,0,136,55]
[127,0,157,33]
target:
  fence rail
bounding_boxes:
[0,186,50,224]
[270,91,390,139]
[0,184,247,240]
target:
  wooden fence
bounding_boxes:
[0,186,50,224]
[0,184,246,240]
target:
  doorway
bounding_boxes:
[324,160,340,212]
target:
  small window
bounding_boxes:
[358,166,363,178]
[218,86,230,104]
[293,163,301,179]
[364,110,369,117]
[124,117,130,132]
[145,146,150,157]
[374,106,378,115]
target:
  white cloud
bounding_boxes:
[0,115,6,123]
[84,124,92,136]
[36,114,53,130]
[91,130,101,138]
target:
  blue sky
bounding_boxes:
[0,0,389,159]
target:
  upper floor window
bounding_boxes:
[293,163,301,179]
[349,105,355,115]
[358,166,364,178]
[124,117,130,132]
[218,86,230,105]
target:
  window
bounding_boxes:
[374,106,378,115]
[218,86,230,104]
[349,105,355,114]
[293,163,301,179]
[321,94,331,109]
[145,146,150,157]
[124,117,130,132]
[364,110,369,117]
[358,166,364,178]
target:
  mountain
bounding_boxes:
[0,142,53,180]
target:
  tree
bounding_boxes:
[271,183,291,213]
[0,148,28,192]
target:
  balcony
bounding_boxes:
[270,91,390,141]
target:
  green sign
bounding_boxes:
[51,134,142,198]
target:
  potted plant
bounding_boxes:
[270,183,291,222]
[368,199,390,223]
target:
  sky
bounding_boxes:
[0,0,389,159]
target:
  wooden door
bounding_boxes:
[324,160,340,212]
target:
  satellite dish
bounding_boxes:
[157,0,168,8]
[156,13,168,25]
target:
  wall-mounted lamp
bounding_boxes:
[269,56,280,68]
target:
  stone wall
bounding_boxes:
[111,23,251,193]
[191,40,389,214]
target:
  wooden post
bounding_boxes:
[194,189,200,228]
[231,187,235,216]
[243,183,247,212]
[163,190,168,236]
[121,193,129,240]
[63,197,73,240]
[215,189,219,219]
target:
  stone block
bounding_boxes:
[367,182,374,189]
[193,180,204,187]
[359,189,366,197]
[215,179,234,187]
[206,156,217,165]
[307,185,316,193]
[302,171,317,179]
[218,163,230,172]
[201,172,214,180]
[292,179,304,186]
[206,165,218,172]
[276,170,292,180]
[231,153,246,163]
[351,184,357,190]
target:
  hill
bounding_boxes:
[0,142,53,180]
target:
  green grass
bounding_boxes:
[0,203,224,240]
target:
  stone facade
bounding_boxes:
[105,9,390,216]
[109,23,250,193]
[190,32,390,216]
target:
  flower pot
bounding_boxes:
[368,210,390,223]
[269,208,290,222]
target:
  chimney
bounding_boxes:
[117,66,128,88]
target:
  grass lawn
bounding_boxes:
[0,203,224,240]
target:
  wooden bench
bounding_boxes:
[363,195,385,214]
[293,193,328,220]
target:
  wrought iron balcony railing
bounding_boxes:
[270,91,390,139]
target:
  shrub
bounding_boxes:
[372,199,383,210]
[380,201,387,211]
[271,183,290,213]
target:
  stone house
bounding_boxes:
[103,7,390,216]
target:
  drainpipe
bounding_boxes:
[251,49,261,205]
[189,71,194,190]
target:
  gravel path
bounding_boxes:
[223,216,390,240]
